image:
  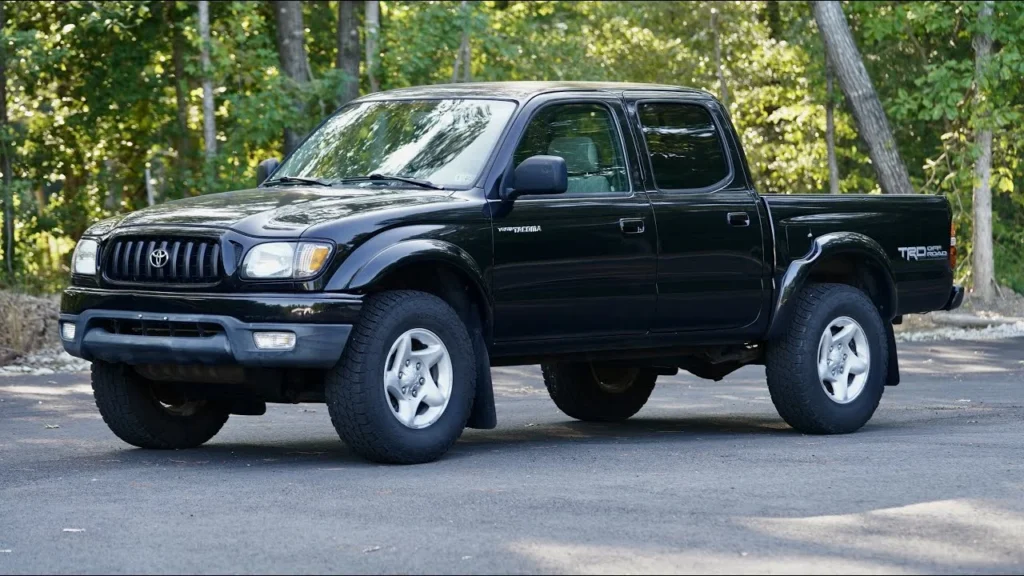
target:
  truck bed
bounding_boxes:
[763,194,954,316]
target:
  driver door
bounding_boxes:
[490,96,657,343]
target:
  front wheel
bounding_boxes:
[91,362,229,449]
[325,291,476,464]
[542,362,657,422]
[765,283,888,434]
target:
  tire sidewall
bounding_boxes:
[800,288,887,429]
[355,297,475,454]
[542,361,657,422]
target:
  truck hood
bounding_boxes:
[110,186,460,237]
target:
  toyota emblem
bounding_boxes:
[149,248,169,268]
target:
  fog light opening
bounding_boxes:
[60,322,77,341]
[253,331,296,350]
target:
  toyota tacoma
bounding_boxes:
[60,82,964,464]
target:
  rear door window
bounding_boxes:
[637,102,730,191]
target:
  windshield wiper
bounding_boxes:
[338,174,445,190]
[263,176,335,187]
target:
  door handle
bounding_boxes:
[619,218,646,235]
[727,212,750,227]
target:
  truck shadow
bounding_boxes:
[149,415,796,468]
[459,414,793,450]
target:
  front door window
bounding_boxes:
[513,103,629,195]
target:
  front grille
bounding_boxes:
[104,237,222,285]
[96,318,224,338]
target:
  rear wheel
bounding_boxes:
[765,283,888,434]
[91,362,229,449]
[325,291,476,464]
[541,362,657,422]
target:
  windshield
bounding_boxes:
[271,99,517,190]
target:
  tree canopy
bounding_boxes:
[2,1,1023,293]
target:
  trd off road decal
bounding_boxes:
[897,245,948,261]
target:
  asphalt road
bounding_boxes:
[2,338,1024,574]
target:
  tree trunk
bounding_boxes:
[198,1,216,162]
[145,165,155,206]
[168,2,192,170]
[0,1,12,275]
[812,1,914,195]
[825,54,840,194]
[711,8,729,110]
[336,0,361,106]
[452,1,471,83]
[972,0,995,302]
[274,1,312,155]
[364,0,380,93]
[765,0,782,40]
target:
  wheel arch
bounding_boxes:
[340,239,492,338]
[768,232,898,340]
[329,238,497,430]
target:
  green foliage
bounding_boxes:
[1,0,1023,294]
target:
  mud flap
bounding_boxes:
[466,323,496,429]
[885,321,900,386]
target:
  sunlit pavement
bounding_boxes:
[2,339,1024,574]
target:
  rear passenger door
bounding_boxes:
[625,95,766,333]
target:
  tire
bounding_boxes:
[541,362,657,422]
[91,361,229,449]
[325,290,476,464]
[765,283,888,434]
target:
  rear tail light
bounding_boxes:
[949,221,957,270]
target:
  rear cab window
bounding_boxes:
[636,102,731,191]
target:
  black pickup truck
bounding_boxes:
[61,82,962,464]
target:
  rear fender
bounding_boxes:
[768,232,898,340]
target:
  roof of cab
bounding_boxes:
[355,81,713,103]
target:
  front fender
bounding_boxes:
[346,238,488,295]
[767,232,897,339]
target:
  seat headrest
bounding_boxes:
[548,137,599,173]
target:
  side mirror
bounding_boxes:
[503,155,568,202]
[257,158,281,187]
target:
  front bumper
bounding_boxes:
[943,285,965,311]
[60,287,363,368]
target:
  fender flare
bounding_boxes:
[333,237,493,332]
[767,231,898,340]
[344,239,488,295]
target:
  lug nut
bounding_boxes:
[416,363,421,370]
[412,390,418,398]
[405,360,410,366]
[419,377,424,384]
[398,371,404,379]
[401,386,407,394]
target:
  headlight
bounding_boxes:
[241,242,333,280]
[72,239,99,276]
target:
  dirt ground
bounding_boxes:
[0,291,61,365]
[895,284,1024,333]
